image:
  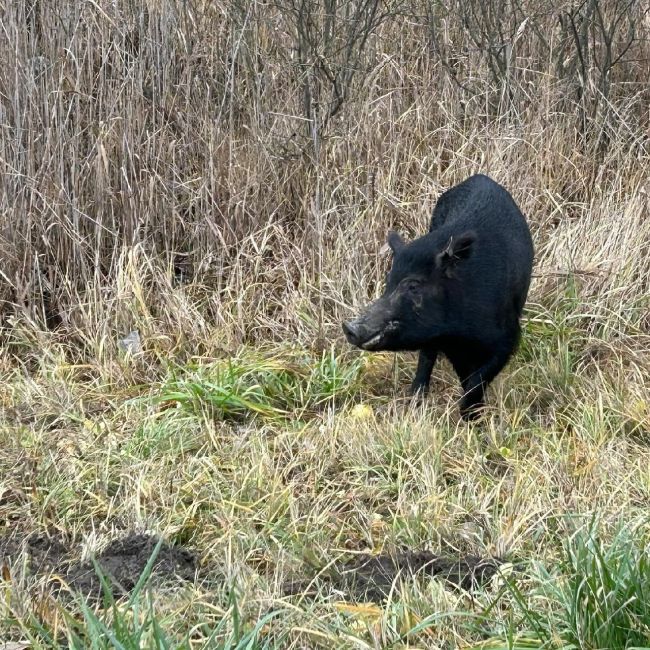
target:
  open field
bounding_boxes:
[1,0,649,647]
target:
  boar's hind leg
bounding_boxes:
[456,344,515,421]
[411,348,438,396]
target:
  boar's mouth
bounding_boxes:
[342,319,400,351]
[361,332,383,350]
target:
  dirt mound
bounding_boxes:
[66,533,196,601]
[0,533,68,572]
[283,550,502,601]
[0,532,196,602]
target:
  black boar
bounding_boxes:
[343,174,534,420]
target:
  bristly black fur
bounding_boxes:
[343,173,534,420]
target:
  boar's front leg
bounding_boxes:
[410,348,438,396]
[457,344,515,420]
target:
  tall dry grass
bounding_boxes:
[1,0,648,366]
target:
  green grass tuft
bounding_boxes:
[149,346,365,422]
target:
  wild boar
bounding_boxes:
[343,174,534,419]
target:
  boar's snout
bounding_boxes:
[342,306,399,351]
[342,319,364,346]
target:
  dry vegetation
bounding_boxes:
[1,0,649,647]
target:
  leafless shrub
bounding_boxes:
[556,0,649,152]
[424,0,649,142]
[275,0,400,145]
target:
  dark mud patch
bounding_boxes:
[1,532,196,603]
[66,534,196,601]
[283,551,502,601]
[0,532,69,572]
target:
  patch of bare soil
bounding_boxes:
[0,533,69,573]
[283,551,502,601]
[0,532,196,602]
[66,534,196,601]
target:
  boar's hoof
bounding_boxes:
[409,382,430,399]
[459,398,486,422]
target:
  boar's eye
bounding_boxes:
[404,279,422,293]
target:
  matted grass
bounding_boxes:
[2,306,649,646]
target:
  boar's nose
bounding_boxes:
[342,320,362,345]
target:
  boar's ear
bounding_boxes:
[386,231,405,254]
[435,231,477,275]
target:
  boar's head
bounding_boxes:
[342,230,476,351]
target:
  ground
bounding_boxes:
[1,302,649,647]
